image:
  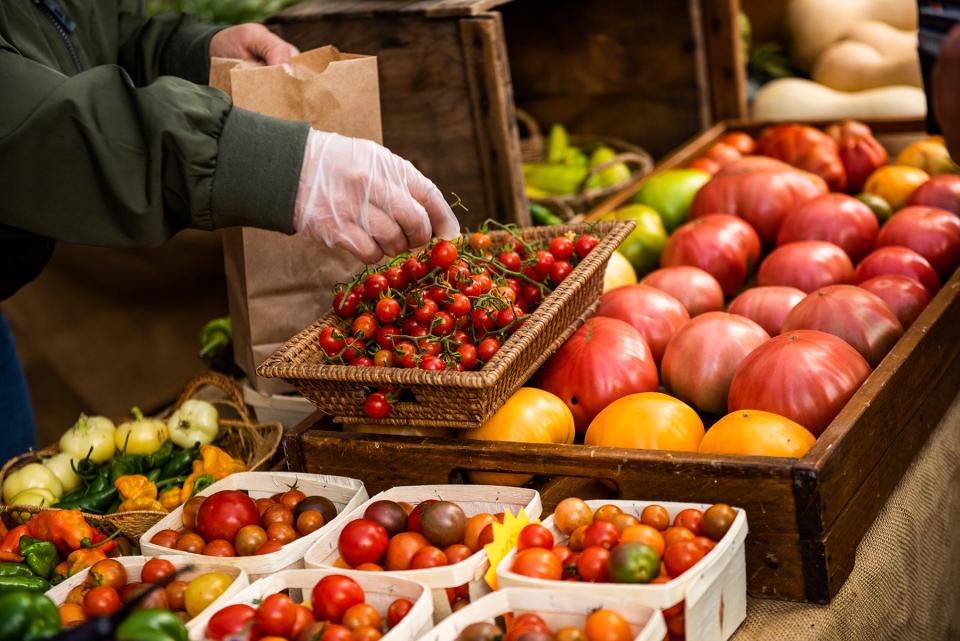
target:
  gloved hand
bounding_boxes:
[294,129,461,263]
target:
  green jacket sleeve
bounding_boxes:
[0,37,308,247]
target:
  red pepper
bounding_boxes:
[26,509,116,552]
[0,525,29,556]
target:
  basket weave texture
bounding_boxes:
[0,371,283,539]
[257,221,635,429]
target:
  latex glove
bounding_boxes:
[209,24,300,65]
[294,129,461,263]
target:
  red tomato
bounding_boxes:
[594,284,689,365]
[311,575,365,623]
[641,266,724,317]
[719,132,756,155]
[777,193,879,262]
[321,624,354,641]
[858,275,932,328]
[333,291,361,318]
[456,344,479,371]
[444,544,473,565]
[403,257,428,282]
[576,546,611,583]
[782,285,903,367]
[664,540,706,577]
[704,142,742,167]
[430,241,459,270]
[537,318,658,434]
[197,490,260,542]
[83,586,122,616]
[876,206,960,278]
[688,157,719,176]
[478,337,501,362]
[662,312,769,415]
[375,298,401,324]
[673,509,704,536]
[728,329,871,436]
[511,548,563,580]
[387,598,414,627]
[517,524,555,551]
[363,393,391,419]
[385,532,430,571]
[907,174,960,214]
[140,558,175,584]
[337,519,389,567]
[319,326,346,355]
[550,261,574,284]
[582,521,620,550]
[661,214,761,295]
[854,246,940,294]
[256,593,297,637]
[552,544,574,566]
[757,241,854,293]
[364,274,389,300]
[549,236,575,261]
[409,546,449,569]
[755,124,846,191]
[206,604,257,641]
[691,536,716,555]
[727,286,805,336]
[825,120,888,193]
[150,529,179,549]
[384,267,408,291]
[290,605,316,640]
[574,235,599,259]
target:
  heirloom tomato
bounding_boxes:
[196,490,260,542]
[876,206,960,278]
[858,275,932,328]
[660,214,761,295]
[757,241,854,293]
[641,266,724,317]
[511,548,562,581]
[311,575,365,623]
[825,120,888,193]
[863,165,929,210]
[726,286,805,336]
[854,246,940,294]
[907,174,960,214]
[776,193,878,262]
[756,124,847,191]
[698,409,817,458]
[728,330,871,436]
[594,284,689,365]
[585,393,704,452]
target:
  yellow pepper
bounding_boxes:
[159,487,182,511]
[178,445,244,503]
[115,474,157,501]
[65,548,106,576]
[117,497,166,512]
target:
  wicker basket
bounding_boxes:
[257,221,635,429]
[518,110,654,220]
[0,372,283,539]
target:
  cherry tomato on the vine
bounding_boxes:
[457,344,478,370]
[319,326,346,355]
[498,251,522,272]
[402,257,428,282]
[342,337,366,361]
[431,241,459,270]
[550,261,573,284]
[549,236,575,261]
[574,234,599,258]
[446,293,472,317]
[333,291,360,318]
[364,273,389,300]
[431,312,455,335]
[363,393,391,419]
[384,267,408,290]
[420,355,447,371]
[375,298,401,323]
[376,325,400,350]
[478,337,501,362]
[533,250,556,277]
[469,232,493,251]
[352,313,378,340]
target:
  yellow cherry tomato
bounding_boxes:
[184,572,233,617]
[863,165,930,211]
[698,409,816,458]
[462,388,574,485]
[603,251,638,293]
[895,136,960,176]
[585,392,704,451]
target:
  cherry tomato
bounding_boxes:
[691,536,716,555]
[86,559,127,588]
[446,293,472,317]
[83,586,122,617]
[444,543,473,565]
[363,393,391,419]
[555,498,594,535]
[620,524,665,556]
[402,257,428,282]
[338,519,389,567]
[640,505,670,531]
[456,344,479,370]
[394,342,418,369]
[592,504,623,523]
[410,546,449,569]
[352,625,383,641]
[203,539,237,557]
[165,581,188,610]
[364,274,390,300]
[374,298,400,323]
[291,605,316,640]
[611,513,640,532]
[574,234,599,258]
[664,540,706,577]
[548,236,575,261]
[206,604,256,641]
[431,312,455,335]
[319,326,347,355]
[469,232,493,251]
[384,267,409,291]
[511,548,562,580]
[311,575,365,623]
[498,251,522,272]
[150,529,179,548]
[663,526,695,549]
[352,314,378,341]
[552,544,573,566]
[267,523,298,544]
[175,532,205,554]
[371,350,395,368]
[139,558,173,585]
[262,504,295,528]
[413,299,439,324]
[426,285,450,304]
[517,524,554,551]
[523,265,546,283]
[234,524,268,556]
[296,510,325,536]
[333,291,361,318]
[387,598,413,627]
[384,532,429,570]
[341,337,366,361]
[340,603,380,630]
[702,504,737,542]
[419,355,446,371]
[674,509,704,536]
[478,337,501,361]
[576,546,611,583]
[376,325,401,350]
[583,521,620,550]
[431,241,459,270]
[471,308,497,332]
[550,260,573,284]
[447,262,471,286]
[532,250,555,276]
[256,593,297,637]
[584,609,632,641]
[520,284,542,306]
[255,540,283,555]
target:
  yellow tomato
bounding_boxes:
[863,165,930,211]
[895,137,960,176]
[699,410,816,458]
[462,388,574,485]
[184,572,233,617]
[602,251,638,293]
[585,392,704,451]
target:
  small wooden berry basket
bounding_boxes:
[187,568,434,641]
[418,588,667,641]
[139,472,368,580]
[46,555,249,638]
[497,500,748,641]
[305,485,542,621]
[256,221,635,429]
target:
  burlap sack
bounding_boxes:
[210,47,381,394]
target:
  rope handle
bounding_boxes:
[515,109,544,156]
[577,151,654,195]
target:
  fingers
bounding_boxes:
[402,162,462,240]
[332,222,384,265]
[364,205,409,257]
[249,26,299,65]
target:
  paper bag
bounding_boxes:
[210,47,381,394]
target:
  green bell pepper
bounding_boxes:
[18,537,55,579]
[0,590,59,641]
[116,609,188,641]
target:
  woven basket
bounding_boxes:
[518,110,654,220]
[0,372,283,539]
[257,221,635,429]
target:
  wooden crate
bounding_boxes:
[282,119,960,604]
[268,0,744,227]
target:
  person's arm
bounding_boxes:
[0,36,308,247]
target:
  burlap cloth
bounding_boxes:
[733,394,960,641]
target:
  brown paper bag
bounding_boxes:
[210,46,382,394]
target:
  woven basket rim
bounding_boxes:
[256,220,635,389]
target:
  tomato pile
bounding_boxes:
[454,608,635,641]
[205,574,415,641]
[57,558,233,626]
[508,500,737,640]
[315,225,600,418]
[148,489,338,557]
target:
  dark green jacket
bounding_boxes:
[0,0,309,299]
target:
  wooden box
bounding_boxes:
[281,119,960,604]
[268,0,744,228]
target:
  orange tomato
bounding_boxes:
[640,505,670,531]
[354,563,383,571]
[620,524,665,556]
[610,513,640,532]
[663,526,695,549]
[342,603,381,630]
[585,393,704,451]
[585,609,632,641]
[59,603,86,626]
[699,410,816,458]
[863,165,929,210]
[592,504,623,523]
[464,514,497,552]
[554,498,594,535]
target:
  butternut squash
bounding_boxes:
[787,0,917,70]
[752,78,926,122]
[812,22,921,91]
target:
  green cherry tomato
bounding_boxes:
[606,542,661,584]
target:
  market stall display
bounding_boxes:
[192,569,434,641]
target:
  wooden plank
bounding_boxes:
[277,0,511,20]
[696,0,747,120]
